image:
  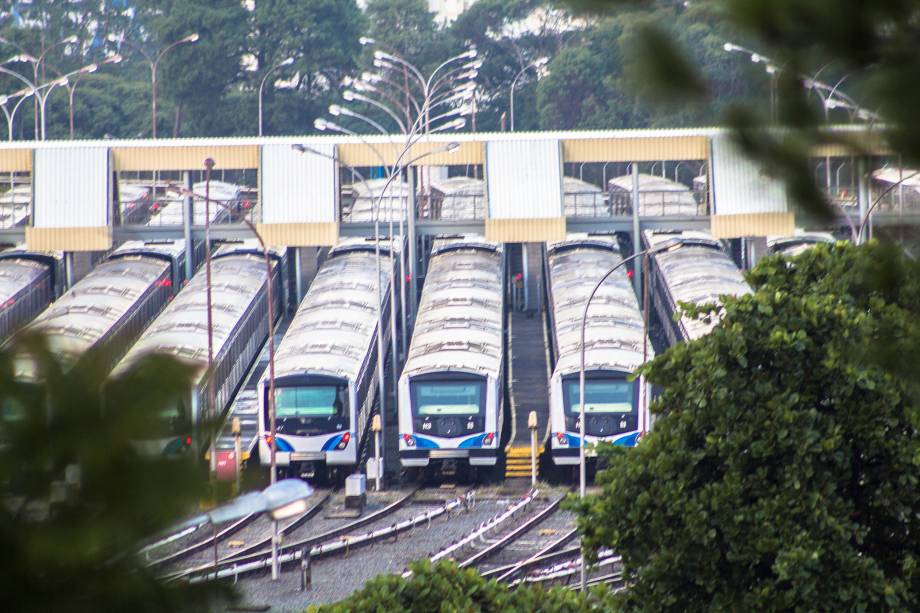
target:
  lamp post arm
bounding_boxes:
[856,169,920,242]
[348,92,407,133]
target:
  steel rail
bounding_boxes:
[182,489,468,583]
[457,492,567,569]
[493,526,578,582]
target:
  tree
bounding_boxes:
[0,332,233,612]
[312,559,619,612]
[251,0,366,135]
[576,241,920,611]
[133,0,249,136]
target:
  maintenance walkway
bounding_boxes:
[505,243,551,478]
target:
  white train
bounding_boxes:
[427,177,486,220]
[257,238,396,479]
[345,178,410,223]
[643,230,751,345]
[767,232,836,257]
[0,185,32,228]
[112,240,284,456]
[545,234,652,465]
[609,173,699,216]
[0,249,60,340]
[563,177,607,217]
[398,236,505,471]
[14,241,187,378]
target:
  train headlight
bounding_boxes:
[335,432,351,450]
[403,434,415,447]
[556,432,568,446]
[482,432,495,446]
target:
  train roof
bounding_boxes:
[429,177,484,196]
[329,236,402,257]
[608,173,697,214]
[644,230,750,341]
[767,231,836,257]
[0,255,52,306]
[428,177,486,220]
[111,239,186,262]
[872,167,920,189]
[21,255,171,364]
[547,234,650,376]
[402,235,504,379]
[346,178,410,223]
[268,241,392,383]
[114,245,276,378]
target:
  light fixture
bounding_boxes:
[328,104,342,116]
[314,118,328,130]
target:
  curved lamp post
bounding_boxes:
[577,238,681,591]
[122,32,199,138]
[509,57,548,131]
[258,56,294,136]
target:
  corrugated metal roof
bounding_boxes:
[486,139,562,219]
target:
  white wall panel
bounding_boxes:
[261,143,336,223]
[710,135,788,215]
[486,139,563,219]
[33,147,109,227]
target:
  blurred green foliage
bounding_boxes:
[575,242,920,611]
[0,331,232,612]
[311,559,619,612]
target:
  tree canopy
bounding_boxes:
[312,559,618,613]
[576,241,920,611]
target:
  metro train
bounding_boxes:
[426,177,485,220]
[545,234,653,466]
[112,240,284,456]
[0,249,61,340]
[767,232,836,257]
[257,238,397,479]
[13,240,187,379]
[643,230,751,345]
[345,178,410,223]
[609,173,699,216]
[0,185,32,228]
[398,236,505,473]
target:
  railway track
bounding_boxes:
[154,489,333,580]
[172,487,479,584]
[422,489,576,581]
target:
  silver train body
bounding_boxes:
[398,236,505,468]
[643,230,751,345]
[545,234,653,465]
[0,249,60,340]
[14,240,187,377]
[609,173,699,216]
[257,238,396,476]
[113,240,283,456]
[346,178,410,223]
[767,232,836,257]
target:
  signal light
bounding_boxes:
[627,269,634,279]
[243,200,252,209]
[405,274,411,282]
[184,435,192,446]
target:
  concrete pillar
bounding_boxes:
[631,163,642,301]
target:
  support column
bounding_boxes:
[294,247,303,305]
[522,243,529,312]
[631,163,642,301]
[182,171,194,279]
[407,166,418,325]
[857,156,869,244]
[64,252,74,290]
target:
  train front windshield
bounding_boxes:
[410,377,486,438]
[563,379,635,414]
[413,382,483,416]
[272,381,349,435]
[562,376,639,437]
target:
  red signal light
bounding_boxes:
[627,269,634,279]
[184,435,192,446]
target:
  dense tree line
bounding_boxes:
[0,0,761,139]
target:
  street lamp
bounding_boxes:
[0,85,34,141]
[0,34,78,137]
[509,57,549,131]
[121,32,199,138]
[38,62,98,140]
[258,56,294,136]
[185,478,313,582]
[577,239,680,591]
[66,54,122,139]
